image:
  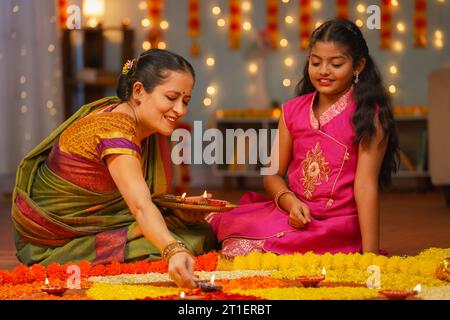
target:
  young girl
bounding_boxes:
[209,19,399,257]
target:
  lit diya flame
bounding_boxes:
[179,291,186,299]
[202,190,208,199]
[41,276,67,296]
[413,284,421,294]
[210,274,216,285]
[322,268,327,276]
[181,193,186,199]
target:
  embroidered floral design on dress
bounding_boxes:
[301,142,331,200]
[221,238,265,259]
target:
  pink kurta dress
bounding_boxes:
[209,89,363,257]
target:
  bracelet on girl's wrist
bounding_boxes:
[274,190,296,212]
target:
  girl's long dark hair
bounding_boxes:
[295,19,399,188]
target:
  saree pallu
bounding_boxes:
[11,97,216,266]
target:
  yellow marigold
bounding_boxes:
[261,252,279,270]
[419,260,440,277]
[301,252,318,268]
[398,258,413,274]
[418,248,450,260]
[291,253,308,270]
[233,256,248,270]
[372,255,389,270]
[380,273,446,290]
[385,256,403,273]
[321,253,333,268]
[247,252,264,270]
[345,253,361,269]
[358,253,376,269]
[86,283,180,300]
[278,254,293,271]
[229,287,380,300]
[332,253,347,271]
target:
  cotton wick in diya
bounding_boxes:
[379,284,421,300]
[202,190,229,207]
[297,267,327,288]
[196,274,223,293]
[200,190,209,205]
[175,192,187,203]
[41,274,67,296]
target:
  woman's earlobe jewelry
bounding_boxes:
[354,72,360,84]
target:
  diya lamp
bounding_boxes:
[297,267,327,288]
[199,190,210,206]
[197,275,223,293]
[207,197,230,207]
[202,191,229,207]
[184,191,209,205]
[379,284,420,300]
[41,276,68,296]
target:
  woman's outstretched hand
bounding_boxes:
[168,251,199,289]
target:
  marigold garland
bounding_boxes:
[0,252,219,286]
[87,283,180,300]
[1,249,449,300]
[229,287,381,300]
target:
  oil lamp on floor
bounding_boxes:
[296,268,327,288]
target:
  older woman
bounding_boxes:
[11,49,216,288]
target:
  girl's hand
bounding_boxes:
[280,194,312,229]
[168,251,199,289]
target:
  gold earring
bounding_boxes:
[354,73,360,84]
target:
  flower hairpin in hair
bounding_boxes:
[122,59,135,76]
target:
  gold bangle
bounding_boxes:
[162,240,185,260]
[274,189,296,212]
[164,247,193,264]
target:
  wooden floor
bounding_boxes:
[1,189,449,270]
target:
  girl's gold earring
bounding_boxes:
[354,73,360,84]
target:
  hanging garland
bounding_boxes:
[299,0,312,50]
[58,0,67,30]
[188,0,201,57]
[380,0,393,50]
[336,0,349,20]
[266,0,279,50]
[414,0,427,47]
[147,0,164,48]
[229,0,241,50]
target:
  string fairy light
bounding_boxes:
[206,57,215,67]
